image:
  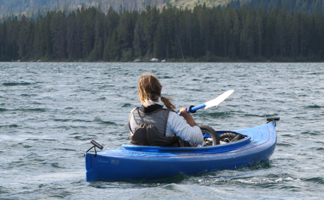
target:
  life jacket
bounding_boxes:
[127,107,191,147]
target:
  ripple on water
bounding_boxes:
[54,118,71,122]
[72,119,92,123]
[53,148,76,152]
[301,131,320,136]
[26,138,58,142]
[2,82,32,86]
[20,94,38,97]
[305,105,323,109]
[310,147,324,151]
[73,135,97,141]
[51,162,64,169]
[64,107,73,109]
[19,108,47,112]
[93,117,118,125]
[304,177,324,185]
[96,97,106,101]
[0,108,46,113]
[205,112,232,118]
[0,186,9,194]
[0,124,19,128]
[122,103,132,107]
[276,142,293,147]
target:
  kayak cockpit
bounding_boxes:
[121,132,251,153]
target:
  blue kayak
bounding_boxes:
[85,119,279,181]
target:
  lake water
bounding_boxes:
[0,62,323,199]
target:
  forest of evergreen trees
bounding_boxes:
[231,0,324,13]
[1,2,324,62]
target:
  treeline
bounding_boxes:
[1,4,324,62]
[231,0,324,13]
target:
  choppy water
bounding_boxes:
[0,62,323,199]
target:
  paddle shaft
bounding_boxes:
[186,103,205,113]
[178,104,204,116]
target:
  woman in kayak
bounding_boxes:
[126,73,204,147]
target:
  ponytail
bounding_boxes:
[138,74,176,110]
[160,96,176,111]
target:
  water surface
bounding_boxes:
[0,62,323,199]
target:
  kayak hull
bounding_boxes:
[85,122,277,181]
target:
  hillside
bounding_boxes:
[2,0,323,17]
[0,0,251,17]
[245,0,324,13]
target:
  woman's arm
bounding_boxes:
[167,110,204,145]
[179,107,198,127]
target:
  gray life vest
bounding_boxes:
[127,107,190,147]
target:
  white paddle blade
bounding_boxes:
[204,90,234,109]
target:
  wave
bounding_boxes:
[26,138,58,142]
[204,112,232,118]
[51,162,64,169]
[53,148,76,152]
[310,147,324,151]
[276,143,293,147]
[304,177,324,185]
[0,124,19,128]
[2,82,32,86]
[97,97,106,101]
[122,103,131,107]
[22,108,46,112]
[54,118,71,122]
[94,117,117,125]
[73,135,96,141]
[72,119,92,123]
[0,185,9,194]
[20,94,38,97]
[306,105,323,109]
[0,108,46,113]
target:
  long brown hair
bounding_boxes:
[138,74,176,110]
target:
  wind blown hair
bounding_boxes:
[138,74,175,110]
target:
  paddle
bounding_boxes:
[179,90,234,115]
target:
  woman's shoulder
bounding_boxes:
[130,107,139,114]
[167,110,181,120]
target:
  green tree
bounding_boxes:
[66,11,77,60]
[81,7,96,59]
[133,13,144,58]
[51,11,66,59]
[89,9,105,61]
[103,30,119,61]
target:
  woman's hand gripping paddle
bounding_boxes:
[178,90,234,115]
